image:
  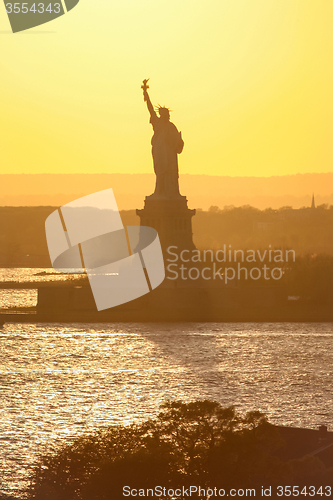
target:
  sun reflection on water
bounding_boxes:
[0,322,332,497]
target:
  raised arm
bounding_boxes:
[142,79,156,119]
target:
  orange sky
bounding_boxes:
[1,0,333,177]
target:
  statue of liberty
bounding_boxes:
[142,79,184,199]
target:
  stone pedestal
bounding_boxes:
[136,195,196,252]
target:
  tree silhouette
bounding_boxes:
[28,401,333,500]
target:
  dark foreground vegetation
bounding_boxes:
[27,401,333,500]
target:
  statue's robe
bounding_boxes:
[150,113,184,198]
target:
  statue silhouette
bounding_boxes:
[142,80,184,199]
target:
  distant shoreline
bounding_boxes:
[1,172,333,210]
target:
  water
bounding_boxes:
[0,267,84,310]
[0,268,84,284]
[0,289,37,309]
[0,322,332,498]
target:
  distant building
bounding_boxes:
[311,193,316,209]
[254,220,282,231]
[256,222,270,231]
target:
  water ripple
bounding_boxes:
[0,322,332,497]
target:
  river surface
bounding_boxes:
[0,321,332,497]
[0,268,84,309]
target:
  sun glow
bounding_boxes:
[1,0,333,176]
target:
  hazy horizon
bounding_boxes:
[1,172,333,210]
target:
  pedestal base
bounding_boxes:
[136,197,196,252]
